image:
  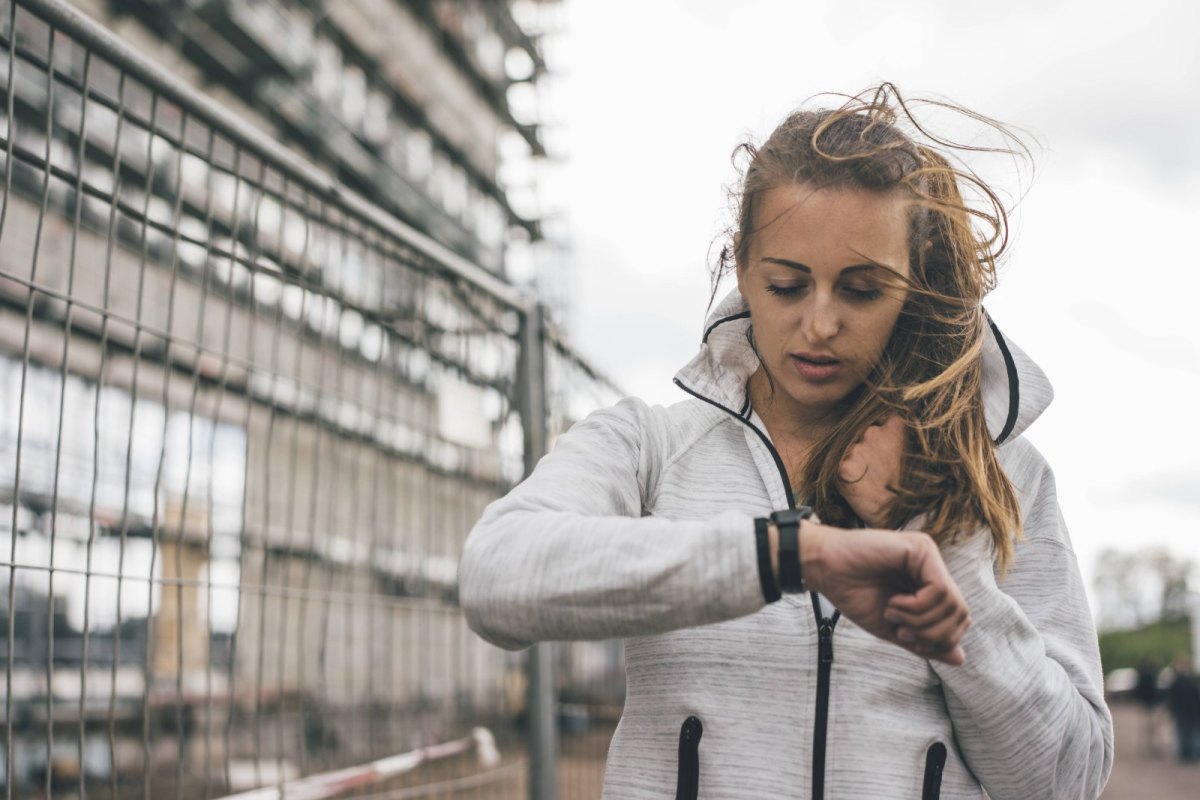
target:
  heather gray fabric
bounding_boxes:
[459,288,1113,799]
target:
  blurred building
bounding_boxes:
[81,0,559,276]
[0,0,564,791]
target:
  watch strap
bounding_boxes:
[771,507,815,593]
[754,517,782,603]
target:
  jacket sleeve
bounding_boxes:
[457,397,767,650]
[931,439,1114,800]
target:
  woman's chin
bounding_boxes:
[778,381,858,418]
[751,366,861,422]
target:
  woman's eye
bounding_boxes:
[843,286,883,301]
[765,283,883,301]
[766,284,804,297]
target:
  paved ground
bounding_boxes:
[545,704,1200,799]
[321,703,1200,799]
[1102,701,1200,799]
[473,704,1200,799]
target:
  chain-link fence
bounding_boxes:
[0,1,623,797]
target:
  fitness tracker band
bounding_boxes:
[770,507,818,593]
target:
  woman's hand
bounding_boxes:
[838,414,906,528]
[801,523,970,665]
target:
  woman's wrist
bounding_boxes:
[799,521,829,593]
[767,520,779,585]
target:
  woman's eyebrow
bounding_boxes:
[761,257,890,275]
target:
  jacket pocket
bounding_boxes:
[675,715,703,800]
[921,741,947,800]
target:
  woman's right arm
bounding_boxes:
[458,397,767,650]
[459,397,972,662]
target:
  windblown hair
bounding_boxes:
[716,83,1030,570]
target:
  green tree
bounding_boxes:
[1092,547,1195,632]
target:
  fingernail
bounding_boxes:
[884,612,899,624]
[897,629,915,643]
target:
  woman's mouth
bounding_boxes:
[790,353,843,382]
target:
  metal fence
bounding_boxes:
[0,1,623,797]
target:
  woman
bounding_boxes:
[458,86,1113,799]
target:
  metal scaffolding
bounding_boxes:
[0,1,621,797]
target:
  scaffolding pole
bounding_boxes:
[519,303,556,800]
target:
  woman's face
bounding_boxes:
[737,183,912,423]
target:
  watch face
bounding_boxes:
[772,506,814,525]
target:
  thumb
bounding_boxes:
[904,533,951,590]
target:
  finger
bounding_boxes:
[899,538,965,607]
[864,413,901,436]
[895,631,967,666]
[887,581,949,615]
[862,412,895,429]
[874,414,906,445]
[889,635,965,667]
[885,599,957,630]
[889,590,968,636]
[838,451,868,484]
[920,636,967,665]
[902,607,968,649]
[930,644,966,667]
[861,415,907,456]
[839,461,868,485]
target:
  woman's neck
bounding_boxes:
[747,367,843,447]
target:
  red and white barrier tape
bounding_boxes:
[218,727,500,800]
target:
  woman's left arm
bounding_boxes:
[928,439,1113,800]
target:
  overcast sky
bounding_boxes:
[546,0,1200,614]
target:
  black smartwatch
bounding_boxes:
[770,507,818,593]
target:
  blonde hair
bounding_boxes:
[717,84,1029,570]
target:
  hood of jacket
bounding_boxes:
[674,286,1053,444]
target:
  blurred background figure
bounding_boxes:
[1134,655,1163,757]
[1165,656,1200,763]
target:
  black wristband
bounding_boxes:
[770,508,815,593]
[754,517,781,604]
[777,521,804,593]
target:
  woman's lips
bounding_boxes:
[790,354,843,382]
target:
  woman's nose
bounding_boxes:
[802,295,841,341]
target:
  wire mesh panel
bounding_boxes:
[540,342,624,800]
[0,1,609,796]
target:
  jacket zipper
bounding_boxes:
[922,742,947,800]
[676,715,703,800]
[673,377,841,799]
[671,379,797,507]
[811,598,840,799]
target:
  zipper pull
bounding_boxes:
[819,620,834,665]
[676,716,703,800]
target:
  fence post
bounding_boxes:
[518,303,557,800]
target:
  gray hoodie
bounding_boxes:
[459,288,1113,799]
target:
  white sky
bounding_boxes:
[546,0,1200,614]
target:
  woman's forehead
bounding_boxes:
[751,183,912,276]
